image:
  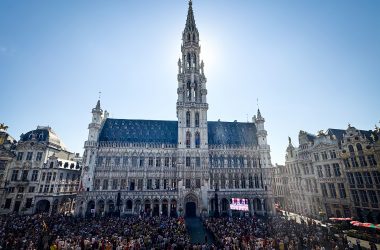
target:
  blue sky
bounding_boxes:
[0,0,379,165]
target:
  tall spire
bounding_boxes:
[257,109,262,119]
[185,0,196,31]
[92,99,102,114]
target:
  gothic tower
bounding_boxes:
[82,100,107,191]
[177,0,209,214]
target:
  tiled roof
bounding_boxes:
[327,128,373,141]
[99,119,178,144]
[99,119,258,147]
[20,127,67,150]
[208,121,257,146]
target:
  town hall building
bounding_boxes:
[75,1,274,217]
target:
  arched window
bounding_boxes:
[247,157,252,168]
[234,173,240,188]
[193,34,196,41]
[348,145,355,153]
[186,82,191,101]
[214,173,219,189]
[221,174,226,189]
[186,111,191,127]
[194,83,198,101]
[192,54,196,68]
[187,53,191,69]
[241,174,246,188]
[248,174,253,188]
[228,156,232,168]
[234,156,239,168]
[254,174,259,188]
[186,132,191,148]
[356,143,363,152]
[220,156,224,168]
[195,132,200,148]
[195,112,199,127]
[187,33,190,41]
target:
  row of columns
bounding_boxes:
[85,199,178,217]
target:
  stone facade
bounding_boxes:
[0,126,81,215]
[272,164,289,211]
[75,1,274,218]
[0,125,17,209]
[279,125,380,223]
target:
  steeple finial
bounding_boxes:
[185,0,196,31]
[95,92,101,110]
[257,108,262,119]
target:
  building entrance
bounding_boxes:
[186,202,196,217]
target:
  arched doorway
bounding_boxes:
[144,199,151,216]
[184,194,198,217]
[170,199,177,217]
[107,200,115,215]
[221,198,229,216]
[97,200,105,216]
[186,202,196,217]
[162,199,169,217]
[125,200,133,213]
[153,199,160,217]
[86,200,95,217]
[36,200,50,213]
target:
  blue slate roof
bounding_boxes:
[99,119,178,144]
[20,129,50,142]
[99,119,258,146]
[327,128,373,141]
[208,121,257,146]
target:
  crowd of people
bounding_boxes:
[204,216,377,250]
[0,213,378,249]
[0,214,191,249]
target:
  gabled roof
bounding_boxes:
[98,118,258,147]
